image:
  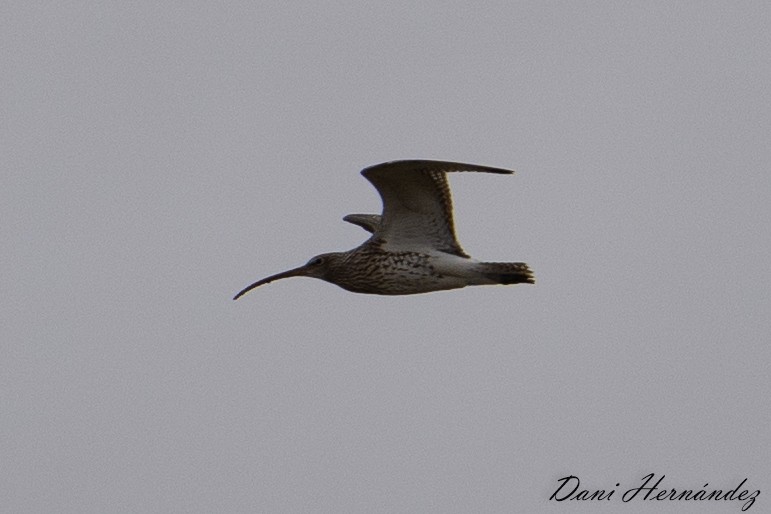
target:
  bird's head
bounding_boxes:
[233,252,344,300]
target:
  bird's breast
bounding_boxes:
[327,250,468,295]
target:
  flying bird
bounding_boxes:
[234,160,533,298]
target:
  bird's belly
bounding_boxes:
[333,253,469,295]
[338,274,467,295]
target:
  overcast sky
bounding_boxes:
[2,2,769,513]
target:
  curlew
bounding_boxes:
[234,160,534,298]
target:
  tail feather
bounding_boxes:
[479,262,535,285]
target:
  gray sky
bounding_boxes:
[2,2,769,513]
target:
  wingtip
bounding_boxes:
[343,213,380,234]
[362,159,515,176]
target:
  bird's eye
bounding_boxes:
[308,257,324,266]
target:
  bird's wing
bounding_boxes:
[342,213,381,234]
[361,160,514,257]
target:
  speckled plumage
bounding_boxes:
[234,160,534,298]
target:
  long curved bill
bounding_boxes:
[233,265,309,300]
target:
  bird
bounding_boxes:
[234,160,533,299]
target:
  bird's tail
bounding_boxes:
[477,262,535,285]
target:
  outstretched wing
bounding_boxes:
[361,160,514,257]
